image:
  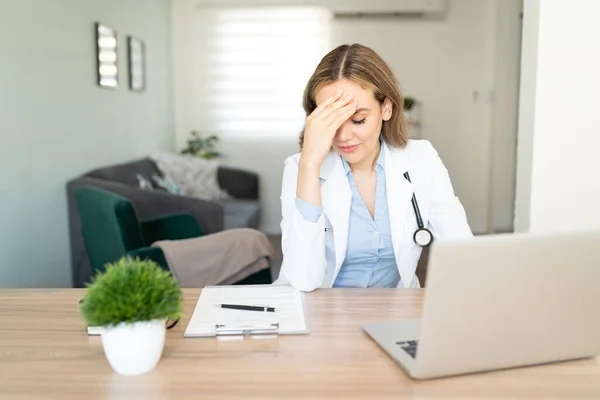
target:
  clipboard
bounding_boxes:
[183,284,310,337]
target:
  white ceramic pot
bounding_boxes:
[101,319,166,376]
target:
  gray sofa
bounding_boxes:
[67,157,261,287]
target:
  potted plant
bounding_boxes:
[181,130,222,159]
[80,257,183,376]
[403,96,415,112]
[403,96,419,124]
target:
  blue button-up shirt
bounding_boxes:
[295,142,400,288]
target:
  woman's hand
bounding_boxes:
[300,91,358,168]
[296,91,357,207]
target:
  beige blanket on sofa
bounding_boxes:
[152,228,273,288]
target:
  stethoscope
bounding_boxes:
[324,171,434,248]
[403,172,433,248]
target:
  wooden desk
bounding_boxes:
[0,289,598,399]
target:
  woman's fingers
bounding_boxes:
[325,100,357,128]
[308,91,344,120]
[318,93,355,122]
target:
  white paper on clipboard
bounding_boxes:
[183,284,309,337]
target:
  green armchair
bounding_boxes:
[75,187,203,276]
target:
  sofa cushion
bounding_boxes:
[86,158,162,187]
[218,167,259,199]
[220,200,261,230]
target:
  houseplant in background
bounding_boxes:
[80,257,183,376]
[181,130,222,159]
[403,96,415,122]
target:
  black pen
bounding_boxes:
[218,304,275,312]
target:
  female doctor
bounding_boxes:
[276,44,473,292]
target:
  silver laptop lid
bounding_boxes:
[414,230,600,379]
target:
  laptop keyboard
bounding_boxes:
[396,340,419,358]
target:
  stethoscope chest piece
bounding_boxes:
[414,227,433,248]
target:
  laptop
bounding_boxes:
[363,230,600,380]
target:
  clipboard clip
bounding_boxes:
[215,323,280,336]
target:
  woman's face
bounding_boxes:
[314,78,392,167]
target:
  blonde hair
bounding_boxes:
[299,44,408,149]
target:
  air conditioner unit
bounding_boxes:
[322,0,449,17]
[195,0,449,18]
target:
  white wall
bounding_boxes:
[0,0,174,287]
[173,0,520,235]
[514,0,600,233]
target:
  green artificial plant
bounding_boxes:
[403,96,415,111]
[80,257,183,327]
[181,131,221,159]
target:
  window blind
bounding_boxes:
[192,6,333,138]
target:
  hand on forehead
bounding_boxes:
[315,78,375,110]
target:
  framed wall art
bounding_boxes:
[127,36,146,91]
[95,22,118,88]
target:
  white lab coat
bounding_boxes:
[275,139,473,292]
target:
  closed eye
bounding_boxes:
[352,118,366,125]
